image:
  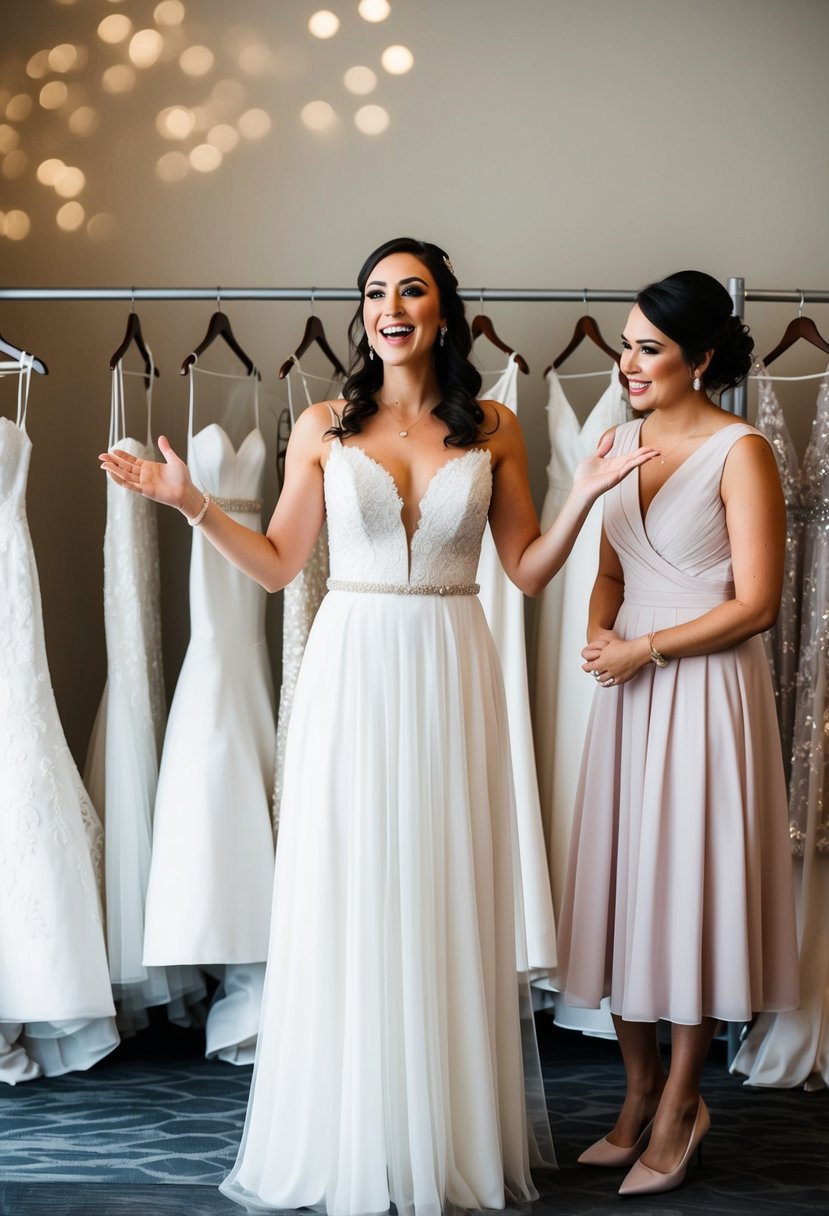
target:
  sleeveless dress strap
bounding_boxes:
[16,352,34,431]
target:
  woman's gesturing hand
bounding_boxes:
[572,431,659,503]
[99,435,196,513]
[581,634,651,688]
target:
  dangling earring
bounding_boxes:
[693,374,702,391]
[439,326,447,348]
[368,343,375,361]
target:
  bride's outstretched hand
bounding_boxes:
[572,431,659,502]
[98,435,192,511]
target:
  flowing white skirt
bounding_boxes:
[221,589,553,1216]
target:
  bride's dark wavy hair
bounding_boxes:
[328,236,488,448]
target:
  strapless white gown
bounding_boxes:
[221,433,553,1215]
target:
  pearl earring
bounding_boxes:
[693,375,702,391]
[439,326,447,348]
[368,343,374,361]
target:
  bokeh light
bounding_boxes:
[155,150,190,182]
[301,100,336,132]
[129,29,164,69]
[354,104,390,134]
[381,45,414,74]
[97,14,133,44]
[2,151,28,180]
[154,0,185,26]
[102,65,137,93]
[180,45,215,76]
[87,212,118,242]
[358,0,391,19]
[6,94,34,122]
[68,105,99,136]
[5,210,32,240]
[48,44,81,73]
[238,43,274,75]
[308,10,340,38]
[208,123,240,152]
[211,78,248,114]
[156,105,196,139]
[238,108,271,139]
[54,166,86,198]
[0,124,19,154]
[26,51,51,80]
[40,81,69,110]
[189,143,222,172]
[37,158,65,185]
[57,201,85,231]
[343,65,377,95]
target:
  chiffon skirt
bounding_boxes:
[220,589,553,1216]
[557,606,799,1026]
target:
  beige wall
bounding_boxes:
[2,0,828,763]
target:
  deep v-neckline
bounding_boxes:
[331,438,490,569]
[635,421,744,533]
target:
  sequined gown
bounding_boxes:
[557,420,798,1024]
[0,358,118,1082]
[221,430,553,1215]
[733,366,829,1088]
[753,360,802,785]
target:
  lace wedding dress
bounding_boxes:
[221,426,553,1215]
[0,357,118,1081]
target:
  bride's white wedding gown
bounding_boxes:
[221,424,554,1215]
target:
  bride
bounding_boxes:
[101,236,655,1216]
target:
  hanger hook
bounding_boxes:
[310,287,316,315]
[480,287,485,312]
[217,286,222,312]
[583,288,590,317]
[129,286,135,314]
[798,288,804,318]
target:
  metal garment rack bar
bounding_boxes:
[0,287,640,303]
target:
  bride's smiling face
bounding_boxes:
[362,252,445,368]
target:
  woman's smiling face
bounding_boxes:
[362,252,444,369]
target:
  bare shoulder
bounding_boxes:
[478,398,523,451]
[721,425,780,493]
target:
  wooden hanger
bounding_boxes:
[181,294,260,378]
[470,301,529,374]
[278,308,347,380]
[546,312,620,376]
[110,306,160,390]
[763,294,829,365]
[0,328,48,375]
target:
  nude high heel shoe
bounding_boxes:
[618,1099,710,1196]
[577,1118,654,1167]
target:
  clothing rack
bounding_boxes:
[3,281,829,418]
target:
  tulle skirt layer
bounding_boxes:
[221,589,552,1216]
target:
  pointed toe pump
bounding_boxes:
[577,1118,654,1168]
[618,1099,710,1196]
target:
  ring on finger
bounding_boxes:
[591,670,601,680]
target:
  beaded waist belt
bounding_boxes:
[213,496,263,513]
[327,579,479,597]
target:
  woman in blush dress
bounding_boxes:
[101,237,655,1216]
[556,271,799,1197]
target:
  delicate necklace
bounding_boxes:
[380,400,431,438]
[648,429,708,466]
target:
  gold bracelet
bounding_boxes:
[648,631,669,668]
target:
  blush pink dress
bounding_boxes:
[556,420,799,1024]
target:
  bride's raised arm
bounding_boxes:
[99,401,331,593]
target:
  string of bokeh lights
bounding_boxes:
[0,0,414,241]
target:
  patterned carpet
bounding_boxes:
[0,1015,827,1215]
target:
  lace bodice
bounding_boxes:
[324,439,492,588]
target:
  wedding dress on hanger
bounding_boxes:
[0,356,118,1081]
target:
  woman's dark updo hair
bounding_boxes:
[330,236,487,448]
[636,270,754,393]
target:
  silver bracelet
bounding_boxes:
[186,490,210,526]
